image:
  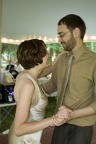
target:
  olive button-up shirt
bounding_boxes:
[43,44,96,126]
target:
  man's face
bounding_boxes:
[57,24,76,51]
[9,61,12,65]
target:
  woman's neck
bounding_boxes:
[24,68,39,81]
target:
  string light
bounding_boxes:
[1,35,96,45]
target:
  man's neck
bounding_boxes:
[72,41,84,52]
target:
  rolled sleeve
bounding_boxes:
[43,79,56,94]
[90,67,96,112]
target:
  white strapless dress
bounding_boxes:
[8,73,48,144]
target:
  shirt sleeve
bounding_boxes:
[90,66,96,112]
[42,61,58,94]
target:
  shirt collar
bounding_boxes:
[73,43,87,60]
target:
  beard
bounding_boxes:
[61,34,76,51]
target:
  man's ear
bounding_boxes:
[73,28,80,38]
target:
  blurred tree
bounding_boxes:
[1,42,96,68]
[1,43,18,61]
[46,43,63,64]
[85,42,96,52]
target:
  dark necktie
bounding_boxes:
[55,53,74,112]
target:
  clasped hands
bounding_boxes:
[51,106,74,126]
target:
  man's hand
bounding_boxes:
[51,106,74,126]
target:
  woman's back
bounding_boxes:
[8,73,48,144]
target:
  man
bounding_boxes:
[41,14,96,144]
[5,60,15,71]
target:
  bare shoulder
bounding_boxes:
[14,77,35,102]
[15,77,35,92]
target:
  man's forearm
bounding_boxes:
[53,105,96,126]
[71,106,96,119]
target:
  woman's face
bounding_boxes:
[42,52,50,69]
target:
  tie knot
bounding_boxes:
[67,52,74,59]
[67,51,72,56]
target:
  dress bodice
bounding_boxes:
[17,73,48,121]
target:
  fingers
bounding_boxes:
[52,115,67,126]
[55,111,70,119]
[50,106,74,126]
[58,105,74,113]
[58,105,66,110]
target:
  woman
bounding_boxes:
[8,39,60,144]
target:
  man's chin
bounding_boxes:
[63,47,67,51]
[64,48,71,52]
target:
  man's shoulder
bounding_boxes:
[85,47,96,58]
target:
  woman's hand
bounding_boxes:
[50,106,74,126]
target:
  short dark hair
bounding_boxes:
[17,39,47,69]
[58,14,86,39]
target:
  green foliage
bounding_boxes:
[1,43,18,62]
[93,42,96,52]
[85,42,92,51]
[46,43,63,52]
[0,106,16,133]
[45,97,56,118]
[1,43,63,65]
[1,42,96,67]
[46,43,63,64]
[85,42,96,52]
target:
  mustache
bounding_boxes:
[61,42,66,45]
